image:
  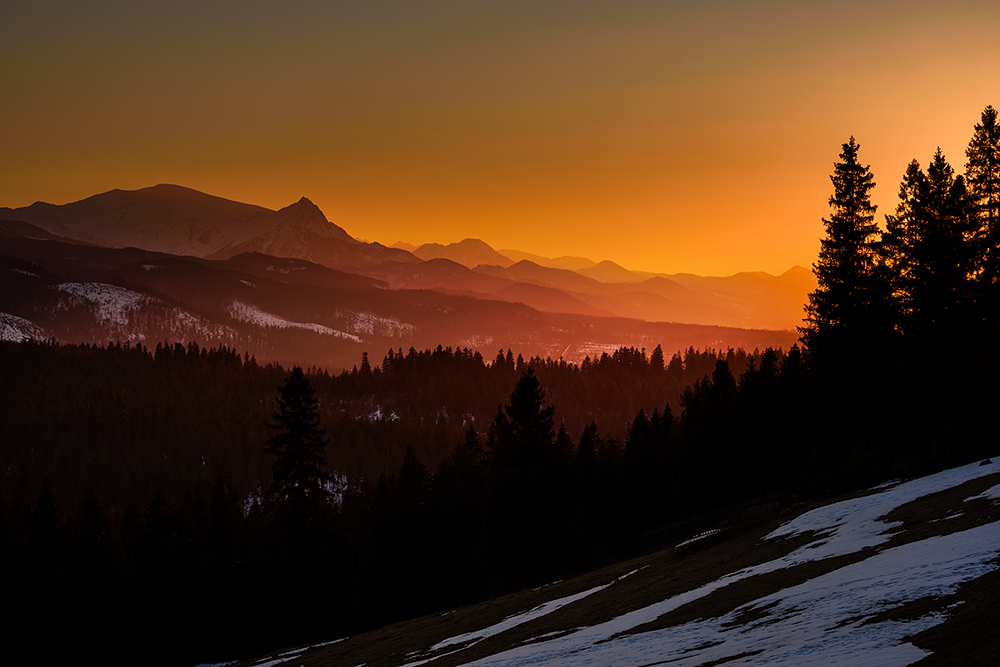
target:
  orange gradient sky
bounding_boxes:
[3,1,999,275]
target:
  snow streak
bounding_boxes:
[441,458,1000,667]
[227,300,362,341]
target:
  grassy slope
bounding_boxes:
[235,467,1000,667]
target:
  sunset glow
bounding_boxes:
[3,1,999,275]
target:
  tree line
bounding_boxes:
[799,105,1000,473]
[1,342,815,665]
[803,106,999,366]
[0,337,762,511]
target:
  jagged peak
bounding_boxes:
[270,196,358,244]
[280,196,321,212]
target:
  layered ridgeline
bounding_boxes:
[1,185,811,369]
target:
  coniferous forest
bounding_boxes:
[1,106,999,666]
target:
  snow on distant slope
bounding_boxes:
[227,300,362,341]
[0,313,45,341]
[56,282,151,326]
[342,310,415,338]
[55,281,235,341]
[445,457,1000,667]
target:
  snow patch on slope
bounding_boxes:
[403,570,641,667]
[228,300,361,341]
[56,282,151,326]
[0,313,45,341]
[444,458,1000,667]
[338,310,415,337]
[764,458,1000,566]
[55,281,236,342]
[966,482,1000,502]
[465,523,998,667]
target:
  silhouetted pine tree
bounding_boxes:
[801,137,884,364]
[484,368,568,588]
[894,150,977,346]
[265,366,331,506]
[965,105,1000,330]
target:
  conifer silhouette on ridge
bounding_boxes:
[265,366,330,505]
[800,137,883,364]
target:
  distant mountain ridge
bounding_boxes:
[0,184,413,269]
[412,238,513,268]
[1,184,273,256]
[2,184,816,330]
[0,237,799,369]
[204,197,415,269]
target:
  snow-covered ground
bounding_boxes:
[422,457,1000,667]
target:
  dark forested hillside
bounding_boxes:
[2,328,996,666]
[0,338,769,512]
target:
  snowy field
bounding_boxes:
[243,456,999,667]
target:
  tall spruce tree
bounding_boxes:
[265,367,330,505]
[904,150,976,342]
[801,137,883,362]
[485,368,569,587]
[881,159,925,318]
[965,105,1000,328]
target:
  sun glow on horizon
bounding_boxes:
[2,1,998,276]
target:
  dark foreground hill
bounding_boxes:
[235,457,1000,667]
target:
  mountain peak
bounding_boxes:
[457,238,492,248]
[576,259,642,284]
[271,198,355,243]
[413,238,512,268]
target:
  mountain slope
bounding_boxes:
[0,184,274,256]
[235,457,1000,667]
[204,197,416,269]
[0,184,418,270]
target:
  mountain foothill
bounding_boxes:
[0,184,808,367]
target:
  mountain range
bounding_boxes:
[1,184,811,367]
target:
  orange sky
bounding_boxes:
[3,1,999,276]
